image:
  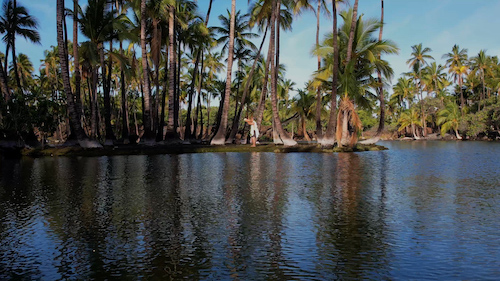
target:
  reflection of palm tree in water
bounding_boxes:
[314,153,390,278]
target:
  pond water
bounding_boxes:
[1,141,500,280]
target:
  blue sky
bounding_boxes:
[11,0,500,95]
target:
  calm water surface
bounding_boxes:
[1,141,500,280]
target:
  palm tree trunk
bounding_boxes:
[73,0,84,124]
[320,0,338,147]
[193,54,204,139]
[459,75,464,116]
[140,0,153,140]
[346,0,359,64]
[57,0,97,147]
[211,0,236,145]
[315,0,323,141]
[271,0,296,146]
[376,0,385,135]
[227,25,269,143]
[184,48,201,141]
[99,42,115,144]
[157,44,169,141]
[166,5,177,141]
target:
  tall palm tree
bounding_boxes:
[57,0,99,148]
[0,0,40,92]
[407,43,433,137]
[182,0,212,142]
[443,44,468,115]
[140,0,154,140]
[73,0,83,130]
[210,0,236,145]
[471,50,490,110]
[270,0,296,145]
[293,0,330,141]
[320,0,341,147]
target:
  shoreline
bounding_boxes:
[1,143,387,158]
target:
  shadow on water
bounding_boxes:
[1,141,500,279]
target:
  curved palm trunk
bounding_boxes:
[165,5,178,141]
[57,0,99,148]
[140,0,153,140]
[271,0,296,146]
[319,0,338,147]
[315,0,323,141]
[227,25,269,143]
[211,0,236,145]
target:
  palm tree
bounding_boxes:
[391,77,414,113]
[57,0,99,148]
[398,108,421,139]
[0,0,40,92]
[211,0,236,145]
[291,89,315,141]
[183,0,213,142]
[270,0,296,145]
[437,102,462,139]
[407,43,433,137]
[316,8,397,147]
[293,0,330,140]
[9,53,33,90]
[140,0,153,140]
[320,0,341,147]
[471,50,490,110]
[443,44,468,115]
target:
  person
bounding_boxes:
[244,116,259,147]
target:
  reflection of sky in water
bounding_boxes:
[1,141,500,279]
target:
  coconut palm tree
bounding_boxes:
[291,89,315,141]
[293,0,330,140]
[398,107,421,139]
[210,0,236,145]
[437,102,462,139]
[0,0,40,92]
[316,8,397,147]
[8,53,33,90]
[443,44,468,114]
[57,0,99,148]
[320,0,341,147]
[471,50,490,111]
[407,43,433,137]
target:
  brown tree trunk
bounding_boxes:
[73,0,83,124]
[141,0,153,140]
[165,5,178,141]
[57,0,97,147]
[211,0,236,145]
[320,0,338,147]
[270,0,296,146]
[346,0,358,64]
[315,0,323,141]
